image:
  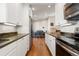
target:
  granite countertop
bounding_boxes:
[0,33,29,48]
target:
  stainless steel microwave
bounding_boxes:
[64,3,79,21]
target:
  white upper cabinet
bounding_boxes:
[0,4,7,22]
[0,3,23,24]
[6,3,22,24]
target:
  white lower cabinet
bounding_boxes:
[0,40,17,56]
[26,35,30,51]
[49,37,56,56]
[6,47,18,56]
[16,38,27,56]
[45,33,56,56]
[7,38,26,56]
[0,35,30,56]
[21,35,29,55]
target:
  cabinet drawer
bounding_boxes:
[0,41,17,56]
[6,47,18,56]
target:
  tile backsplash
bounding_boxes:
[0,24,17,33]
[0,32,17,38]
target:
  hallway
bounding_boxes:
[26,38,52,56]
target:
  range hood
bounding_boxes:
[65,3,79,21]
[66,11,79,20]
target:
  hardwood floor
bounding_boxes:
[26,38,51,56]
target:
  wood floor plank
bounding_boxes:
[26,38,51,56]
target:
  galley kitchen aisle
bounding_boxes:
[0,3,65,56]
[26,3,56,56]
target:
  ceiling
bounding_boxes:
[30,3,55,20]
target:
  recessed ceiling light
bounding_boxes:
[32,8,35,11]
[48,5,51,8]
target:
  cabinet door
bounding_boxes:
[49,36,56,56]
[16,37,28,56]
[16,35,29,56]
[26,35,30,51]
[6,47,18,56]
[45,34,49,45]
[47,35,53,54]
[22,36,28,55]
[7,37,28,56]
[0,4,6,22]
[7,3,21,24]
[0,39,17,56]
[17,38,25,56]
[7,38,27,56]
[7,38,24,56]
[45,34,51,52]
[45,33,56,56]
[0,35,30,56]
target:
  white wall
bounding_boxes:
[32,19,48,32]
[32,16,55,33]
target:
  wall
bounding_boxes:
[32,6,55,32]
[32,16,55,33]
[32,19,48,32]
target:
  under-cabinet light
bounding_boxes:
[4,23,16,26]
[48,5,51,8]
